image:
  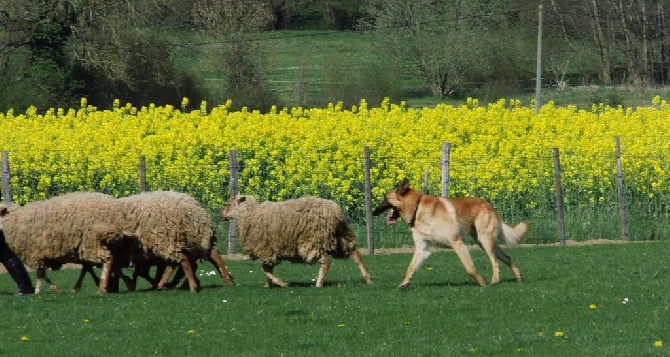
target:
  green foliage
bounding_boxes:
[1,242,668,356]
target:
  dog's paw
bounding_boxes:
[398,283,410,290]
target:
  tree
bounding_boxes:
[0,0,204,111]
[191,0,280,111]
[360,0,526,98]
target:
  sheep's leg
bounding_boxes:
[209,250,235,285]
[179,258,199,292]
[157,262,198,292]
[156,264,177,290]
[97,259,114,294]
[112,265,135,292]
[350,250,373,284]
[315,256,331,287]
[164,265,185,289]
[72,263,99,293]
[36,268,61,294]
[132,263,160,289]
[261,263,288,288]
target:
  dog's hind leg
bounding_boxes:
[476,237,501,284]
[399,240,432,290]
[451,238,486,286]
[494,246,522,282]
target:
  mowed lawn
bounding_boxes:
[0,241,668,356]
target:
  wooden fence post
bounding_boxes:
[615,137,630,241]
[553,147,566,246]
[138,155,147,192]
[228,150,239,254]
[2,152,12,203]
[422,168,429,194]
[441,142,451,197]
[363,146,374,255]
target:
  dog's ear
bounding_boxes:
[398,177,411,195]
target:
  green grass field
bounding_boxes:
[1,241,668,356]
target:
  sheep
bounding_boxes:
[0,191,133,294]
[220,195,372,288]
[118,191,234,292]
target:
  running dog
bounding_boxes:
[373,178,529,289]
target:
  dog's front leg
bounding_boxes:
[399,241,431,290]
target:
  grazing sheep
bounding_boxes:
[0,192,132,294]
[119,191,234,292]
[220,195,372,288]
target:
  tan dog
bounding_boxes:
[373,178,528,289]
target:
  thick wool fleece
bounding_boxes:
[118,191,213,263]
[232,196,358,264]
[0,192,125,269]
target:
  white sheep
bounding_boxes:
[119,191,234,292]
[220,195,372,288]
[0,192,132,294]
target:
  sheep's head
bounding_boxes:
[220,195,258,220]
[0,203,20,230]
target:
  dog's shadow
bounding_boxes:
[420,277,520,288]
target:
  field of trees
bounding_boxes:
[2,0,669,112]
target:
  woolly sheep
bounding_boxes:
[0,191,132,294]
[220,195,372,288]
[119,191,234,292]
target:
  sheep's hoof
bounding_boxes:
[398,283,410,290]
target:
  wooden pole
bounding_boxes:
[441,142,451,197]
[1,152,12,203]
[615,137,630,241]
[228,150,239,254]
[363,146,374,255]
[138,155,147,193]
[535,4,543,114]
[553,147,566,246]
[422,168,429,194]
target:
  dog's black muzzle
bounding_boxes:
[372,199,394,216]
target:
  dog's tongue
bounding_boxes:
[386,209,397,225]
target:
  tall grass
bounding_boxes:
[1,242,668,356]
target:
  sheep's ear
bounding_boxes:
[398,178,411,195]
[0,206,8,217]
[237,196,247,204]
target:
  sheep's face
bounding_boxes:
[0,203,19,229]
[220,195,257,220]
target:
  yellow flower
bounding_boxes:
[589,304,596,310]
[83,318,90,323]
[654,340,663,347]
[516,347,524,352]
[404,321,411,325]
[337,323,345,328]
[187,329,196,335]
[554,330,564,337]
[21,336,29,341]
[537,331,544,337]
[468,347,477,353]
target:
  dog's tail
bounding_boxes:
[500,221,530,247]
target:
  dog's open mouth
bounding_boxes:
[386,208,400,225]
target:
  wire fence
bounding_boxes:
[1,137,667,254]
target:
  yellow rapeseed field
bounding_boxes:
[1,96,668,215]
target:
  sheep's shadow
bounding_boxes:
[266,280,356,288]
